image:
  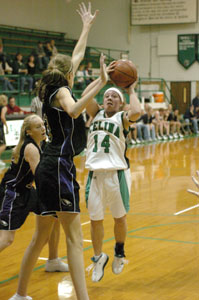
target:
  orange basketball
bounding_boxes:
[109,59,137,88]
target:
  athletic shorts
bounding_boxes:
[85,169,131,220]
[35,154,80,216]
[0,186,38,231]
[0,126,5,145]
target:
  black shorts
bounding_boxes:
[0,126,5,145]
[0,186,38,230]
[35,154,80,216]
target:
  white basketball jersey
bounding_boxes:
[85,110,128,171]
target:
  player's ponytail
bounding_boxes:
[38,54,73,103]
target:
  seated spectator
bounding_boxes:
[27,54,36,92]
[128,123,141,145]
[44,41,53,61]
[154,108,170,140]
[6,96,24,115]
[167,104,183,138]
[192,93,199,112]
[136,109,150,142]
[35,41,49,71]
[85,61,94,85]
[50,39,58,57]
[184,104,199,134]
[75,64,86,90]
[0,39,7,67]
[0,55,15,91]
[12,53,34,94]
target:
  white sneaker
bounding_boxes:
[131,139,136,145]
[179,133,184,138]
[91,253,109,282]
[112,256,127,275]
[173,133,178,139]
[45,258,69,272]
[135,139,141,144]
[9,293,32,300]
[169,134,174,139]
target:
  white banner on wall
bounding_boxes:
[4,120,24,147]
[131,0,197,25]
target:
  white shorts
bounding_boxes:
[85,169,131,220]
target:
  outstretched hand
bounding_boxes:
[187,170,199,197]
[77,2,99,28]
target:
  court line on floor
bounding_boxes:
[174,204,199,215]
[1,220,199,285]
[127,235,199,244]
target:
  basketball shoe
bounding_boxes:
[8,293,32,300]
[112,255,125,275]
[45,258,69,272]
[90,253,109,282]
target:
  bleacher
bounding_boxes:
[0,24,129,107]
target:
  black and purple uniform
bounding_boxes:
[35,86,86,215]
[0,137,40,230]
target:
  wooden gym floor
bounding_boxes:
[1,136,199,300]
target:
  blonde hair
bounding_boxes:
[38,54,72,103]
[13,114,41,164]
[0,94,8,106]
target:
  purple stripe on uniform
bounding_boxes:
[59,157,74,195]
[0,188,16,217]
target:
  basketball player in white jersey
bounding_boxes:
[83,73,141,282]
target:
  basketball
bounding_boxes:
[109,59,137,88]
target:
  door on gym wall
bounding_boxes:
[170,82,191,114]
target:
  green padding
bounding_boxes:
[117,170,130,212]
[85,171,93,207]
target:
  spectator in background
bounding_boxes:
[50,39,58,57]
[44,41,53,62]
[0,94,8,167]
[75,64,86,90]
[85,61,94,85]
[12,53,34,94]
[167,104,183,138]
[136,109,150,142]
[184,104,199,134]
[27,54,36,92]
[6,96,24,115]
[35,41,49,71]
[0,55,15,91]
[0,39,7,67]
[192,92,199,112]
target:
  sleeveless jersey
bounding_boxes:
[1,137,41,193]
[85,110,129,171]
[43,86,86,157]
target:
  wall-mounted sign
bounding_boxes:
[178,34,196,69]
[131,0,197,25]
[4,119,24,146]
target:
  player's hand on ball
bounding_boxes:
[187,171,199,198]
[106,61,117,74]
[124,76,138,94]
